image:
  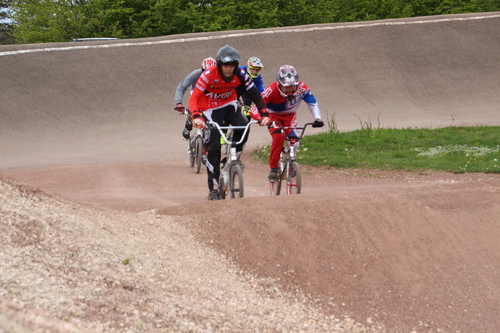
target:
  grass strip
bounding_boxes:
[253,126,500,173]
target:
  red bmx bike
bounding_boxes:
[269,122,315,196]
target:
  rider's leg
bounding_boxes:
[185,116,193,131]
[182,115,193,140]
[269,127,285,169]
[203,111,224,192]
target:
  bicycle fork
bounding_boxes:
[220,146,237,189]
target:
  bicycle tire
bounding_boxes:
[188,139,195,168]
[229,162,244,198]
[269,169,282,196]
[287,161,302,195]
[194,136,203,174]
[219,175,227,200]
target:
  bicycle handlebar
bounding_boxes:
[207,120,259,146]
[269,121,314,141]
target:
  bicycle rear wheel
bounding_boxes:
[194,136,203,174]
[287,161,301,195]
[229,162,244,198]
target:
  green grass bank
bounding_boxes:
[254,126,500,173]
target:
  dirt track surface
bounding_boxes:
[1,12,500,332]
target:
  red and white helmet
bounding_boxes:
[277,65,300,99]
[201,57,216,70]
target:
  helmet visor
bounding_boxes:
[220,56,238,64]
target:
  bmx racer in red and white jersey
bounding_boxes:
[189,45,270,201]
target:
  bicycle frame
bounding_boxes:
[207,120,258,199]
[269,122,314,196]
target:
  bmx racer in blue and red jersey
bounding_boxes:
[250,65,324,182]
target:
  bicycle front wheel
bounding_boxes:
[287,161,302,195]
[229,162,244,198]
[219,174,227,200]
[188,139,195,168]
[269,170,282,196]
[194,136,203,174]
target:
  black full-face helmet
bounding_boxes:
[216,45,240,82]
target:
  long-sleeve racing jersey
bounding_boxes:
[189,66,266,114]
[251,81,321,120]
[174,68,202,104]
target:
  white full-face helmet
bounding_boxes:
[276,65,299,100]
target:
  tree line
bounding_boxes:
[2,0,500,44]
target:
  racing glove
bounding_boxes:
[259,116,270,127]
[258,110,270,126]
[192,112,206,129]
[312,119,324,128]
[175,103,185,113]
[193,118,206,129]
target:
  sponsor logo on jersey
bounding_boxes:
[205,91,233,99]
[286,98,300,108]
[262,87,272,98]
[209,82,240,90]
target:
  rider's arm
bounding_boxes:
[249,85,272,121]
[304,94,321,120]
[189,85,206,128]
[254,75,265,94]
[301,83,322,120]
[189,70,208,115]
[240,72,267,117]
[188,88,202,116]
[247,85,268,116]
[175,69,202,104]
